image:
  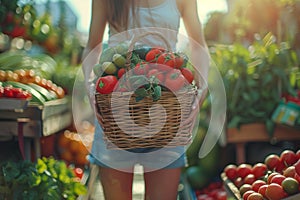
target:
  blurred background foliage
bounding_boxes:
[205,0,300,53]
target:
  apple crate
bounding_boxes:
[221,173,300,200]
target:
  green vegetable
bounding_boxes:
[210,33,299,133]
[3,81,46,104]
[0,157,87,199]
[28,83,57,101]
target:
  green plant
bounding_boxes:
[211,33,299,134]
[0,157,87,200]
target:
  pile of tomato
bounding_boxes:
[223,149,300,200]
[0,84,31,99]
[93,43,195,98]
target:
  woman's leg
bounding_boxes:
[99,167,134,200]
[143,168,182,200]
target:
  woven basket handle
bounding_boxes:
[125,31,172,69]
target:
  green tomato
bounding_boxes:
[102,61,117,75]
[115,42,129,55]
[100,47,116,64]
[93,63,104,76]
[112,53,127,68]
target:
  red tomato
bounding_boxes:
[224,164,238,180]
[117,68,126,79]
[156,52,175,68]
[197,194,213,200]
[95,75,118,94]
[237,164,252,179]
[267,172,280,184]
[265,183,288,200]
[145,48,162,63]
[16,90,32,99]
[265,154,281,170]
[11,87,23,97]
[242,190,255,200]
[280,150,298,166]
[180,68,194,84]
[9,26,26,38]
[257,184,268,199]
[234,177,244,188]
[215,191,227,200]
[294,173,300,183]
[283,166,296,177]
[147,69,165,84]
[247,192,264,200]
[252,163,268,179]
[243,174,256,185]
[174,55,185,69]
[134,62,149,75]
[239,184,253,196]
[73,167,84,179]
[3,86,14,98]
[251,180,266,192]
[164,69,186,91]
[275,159,286,173]
[294,159,300,176]
[296,149,300,159]
[270,174,286,185]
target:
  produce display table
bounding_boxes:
[0,98,72,160]
[226,123,300,164]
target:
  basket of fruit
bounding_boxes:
[94,32,201,150]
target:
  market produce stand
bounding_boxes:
[226,123,300,164]
[0,97,72,161]
[221,172,300,200]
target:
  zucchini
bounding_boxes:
[4,81,46,104]
[28,83,57,101]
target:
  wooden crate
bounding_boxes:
[221,173,300,200]
[226,123,300,164]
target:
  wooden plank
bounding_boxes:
[227,123,300,143]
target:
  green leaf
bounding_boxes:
[2,162,20,182]
[36,159,47,174]
[227,116,242,128]
[135,87,148,97]
[152,85,161,101]
[261,73,273,86]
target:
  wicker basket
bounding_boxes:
[95,32,197,149]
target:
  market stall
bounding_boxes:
[0,97,71,160]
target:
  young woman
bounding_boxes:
[82,0,209,199]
